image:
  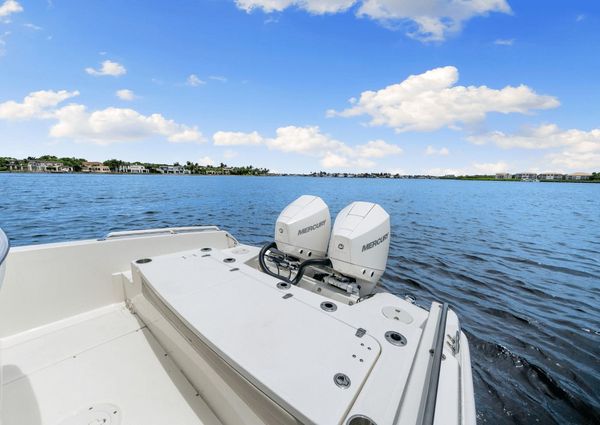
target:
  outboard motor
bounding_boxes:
[259,195,332,284]
[259,197,390,298]
[328,202,390,296]
[274,195,331,260]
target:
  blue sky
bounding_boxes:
[0,0,599,174]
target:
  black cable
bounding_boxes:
[290,257,332,285]
[259,241,332,285]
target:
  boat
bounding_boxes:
[0,195,476,425]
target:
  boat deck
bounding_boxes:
[1,303,222,425]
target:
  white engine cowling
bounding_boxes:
[275,195,331,260]
[328,202,390,294]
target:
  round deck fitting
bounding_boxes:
[135,258,152,264]
[320,301,337,312]
[200,247,212,252]
[347,415,377,425]
[384,331,407,346]
[333,373,351,389]
[223,257,236,263]
[277,281,291,290]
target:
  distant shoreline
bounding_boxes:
[2,170,599,183]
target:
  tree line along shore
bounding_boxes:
[0,156,269,176]
[1,156,598,181]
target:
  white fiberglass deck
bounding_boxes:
[1,304,222,425]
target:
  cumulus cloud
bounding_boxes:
[85,60,127,77]
[213,125,401,169]
[234,0,511,41]
[425,145,450,156]
[0,0,22,18]
[0,89,204,145]
[468,124,600,171]
[213,130,264,146]
[116,89,136,101]
[198,156,215,166]
[328,66,559,133]
[355,139,403,158]
[186,74,205,86]
[50,105,204,145]
[0,89,79,119]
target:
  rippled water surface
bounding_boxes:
[1,173,599,424]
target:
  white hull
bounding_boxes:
[0,227,476,425]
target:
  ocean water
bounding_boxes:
[1,173,599,424]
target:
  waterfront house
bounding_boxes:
[118,164,149,174]
[513,172,537,180]
[81,162,111,173]
[27,161,72,173]
[566,172,592,180]
[158,165,189,174]
[537,173,564,180]
[7,159,25,171]
[495,173,511,179]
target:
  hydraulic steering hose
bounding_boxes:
[259,241,332,285]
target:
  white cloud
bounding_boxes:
[468,124,600,171]
[85,60,127,77]
[472,161,509,174]
[355,139,403,158]
[213,130,264,146]
[266,125,351,154]
[0,89,79,119]
[494,38,514,45]
[50,105,204,145]
[23,22,42,30]
[209,75,228,82]
[0,89,203,145]
[116,89,136,101]
[198,156,215,166]
[576,14,585,22]
[213,125,401,169]
[186,74,205,86]
[328,66,559,133]
[0,0,22,18]
[425,145,450,156]
[234,0,511,41]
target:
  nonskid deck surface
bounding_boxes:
[1,304,222,425]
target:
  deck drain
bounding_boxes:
[385,331,407,346]
[320,301,337,312]
[200,247,212,252]
[277,281,291,290]
[334,373,351,389]
[347,415,377,425]
[223,257,236,263]
[58,403,121,425]
[135,258,151,264]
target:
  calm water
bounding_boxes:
[1,173,599,424]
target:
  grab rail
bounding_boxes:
[99,226,221,241]
[420,302,449,425]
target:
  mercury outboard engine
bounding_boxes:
[259,195,332,284]
[259,196,390,298]
[328,202,390,296]
[274,195,331,260]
